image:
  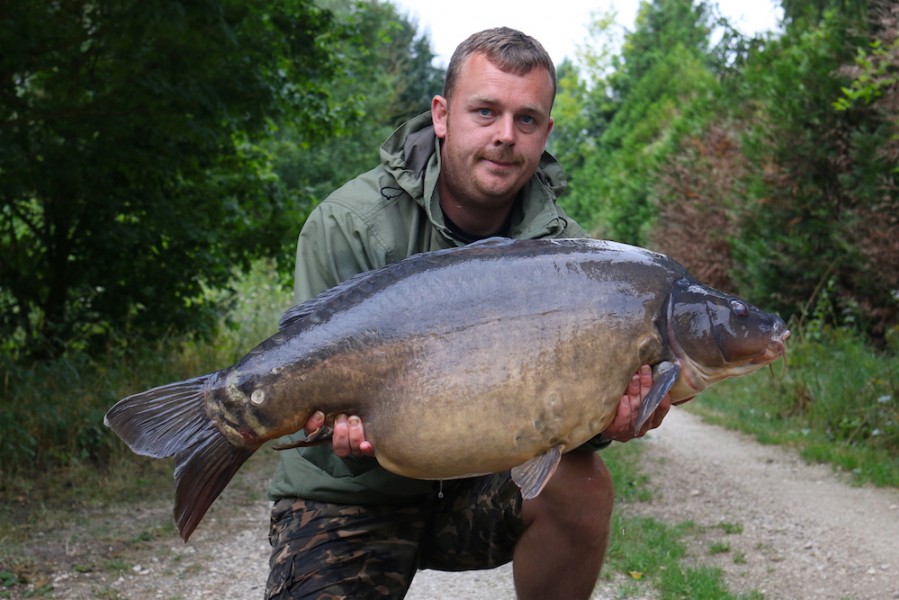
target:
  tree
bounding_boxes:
[548,11,624,176]
[637,0,898,339]
[270,1,444,213]
[0,0,344,358]
[833,0,898,335]
[782,0,869,25]
[556,0,721,242]
[732,0,897,336]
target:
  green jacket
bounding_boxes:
[268,111,586,504]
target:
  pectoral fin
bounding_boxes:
[511,446,562,500]
[634,361,681,433]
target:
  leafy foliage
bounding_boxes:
[730,3,898,335]
[834,1,899,333]
[0,0,344,358]
[555,0,725,243]
[730,14,862,317]
[272,0,444,211]
[781,0,869,25]
[558,0,897,340]
[648,121,748,293]
[0,0,444,473]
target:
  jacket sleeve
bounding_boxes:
[293,202,384,303]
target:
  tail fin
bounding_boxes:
[104,375,254,541]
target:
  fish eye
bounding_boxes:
[250,389,266,405]
[730,300,749,317]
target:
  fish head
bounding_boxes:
[666,279,789,398]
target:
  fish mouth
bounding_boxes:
[674,328,792,395]
[754,328,790,366]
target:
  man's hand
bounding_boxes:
[304,411,375,458]
[601,365,672,443]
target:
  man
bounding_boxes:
[266,27,670,600]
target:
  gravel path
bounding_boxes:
[32,409,899,600]
[630,409,899,600]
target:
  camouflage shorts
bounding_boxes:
[265,472,525,599]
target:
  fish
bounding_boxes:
[104,238,789,541]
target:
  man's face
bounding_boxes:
[432,53,554,213]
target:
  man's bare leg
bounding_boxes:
[513,448,614,600]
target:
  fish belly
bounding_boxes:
[347,318,644,479]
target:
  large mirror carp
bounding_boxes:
[105,238,789,540]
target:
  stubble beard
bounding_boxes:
[441,137,523,209]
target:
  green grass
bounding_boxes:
[689,325,899,487]
[717,522,744,535]
[708,541,731,555]
[601,444,762,599]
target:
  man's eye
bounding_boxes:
[478,108,492,117]
[520,115,536,125]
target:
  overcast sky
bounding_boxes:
[391,0,783,67]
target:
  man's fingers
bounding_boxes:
[627,371,642,397]
[331,414,374,458]
[332,414,350,457]
[304,410,325,436]
[626,372,641,431]
[639,364,653,387]
[348,416,368,454]
[604,365,674,443]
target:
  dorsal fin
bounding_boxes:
[279,238,516,331]
[278,267,387,330]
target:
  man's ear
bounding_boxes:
[432,95,448,139]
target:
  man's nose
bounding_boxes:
[493,114,516,145]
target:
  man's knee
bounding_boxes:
[522,449,614,536]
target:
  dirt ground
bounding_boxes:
[6,409,899,599]
[629,410,899,600]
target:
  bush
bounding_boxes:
[0,261,291,478]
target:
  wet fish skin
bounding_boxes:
[104,238,789,541]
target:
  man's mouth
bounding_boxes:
[480,154,520,169]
